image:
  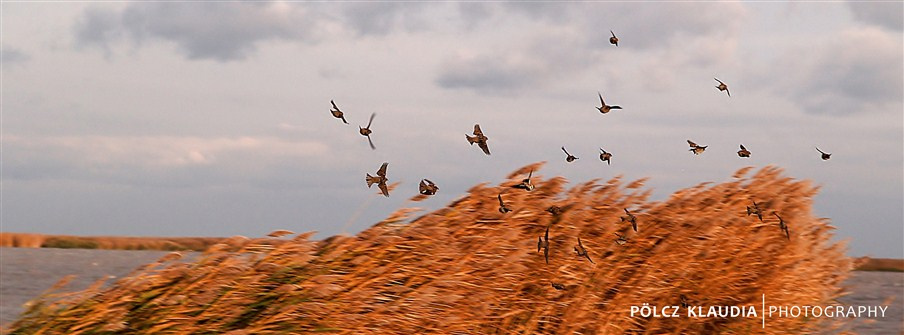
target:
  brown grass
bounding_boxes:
[6,164,852,334]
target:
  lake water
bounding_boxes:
[1,247,901,333]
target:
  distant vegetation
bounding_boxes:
[854,258,904,272]
[0,233,223,251]
[6,164,856,334]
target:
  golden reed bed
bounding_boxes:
[7,164,852,334]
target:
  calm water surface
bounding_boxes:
[1,247,901,333]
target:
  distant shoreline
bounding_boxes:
[1,232,901,272]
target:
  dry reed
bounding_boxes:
[6,164,851,334]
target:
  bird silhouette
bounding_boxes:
[687,140,707,155]
[365,162,389,197]
[329,100,348,124]
[574,237,594,264]
[737,144,751,158]
[609,30,619,47]
[815,147,831,160]
[773,212,790,240]
[562,146,578,163]
[498,192,512,213]
[418,179,438,195]
[538,224,550,264]
[359,113,376,150]
[599,148,612,165]
[714,78,730,97]
[746,200,763,222]
[512,169,535,191]
[621,208,638,232]
[680,294,690,308]
[614,232,628,245]
[551,282,566,290]
[465,124,491,155]
[596,92,623,114]
[546,205,563,216]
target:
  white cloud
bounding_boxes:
[3,135,329,182]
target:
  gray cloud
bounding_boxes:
[847,1,903,31]
[75,2,325,61]
[760,27,902,116]
[435,3,746,94]
[1,46,30,65]
[341,2,430,36]
[435,53,549,95]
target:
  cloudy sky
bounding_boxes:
[2,2,901,257]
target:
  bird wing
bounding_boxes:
[585,253,594,264]
[544,224,549,241]
[714,78,724,85]
[598,92,605,106]
[561,146,569,156]
[544,245,549,264]
[687,140,697,147]
[473,124,483,136]
[740,144,746,150]
[377,162,388,177]
[538,237,542,253]
[341,115,348,124]
[726,88,731,97]
[367,135,376,150]
[330,100,339,110]
[419,179,427,192]
[478,141,491,155]
[527,169,533,180]
[378,182,389,197]
[424,178,434,186]
[498,193,505,206]
[577,237,583,248]
[611,30,615,38]
[366,113,375,128]
[815,147,825,154]
[610,105,622,109]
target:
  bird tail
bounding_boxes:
[465,134,477,144]
[366,174,376,187]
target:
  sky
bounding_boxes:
[1,1,901,258]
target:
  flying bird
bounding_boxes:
[599,148,612,165]
[418,179,438,196]
[546,205,563,216]
[714,78,730,97]
[815,147,831,160]
[737,144,751,158]
[746,201,763,222]
[687,140,707,155]
[466,124,491,155]
[512,169,535,191]
[359,113,376,150]
[596,92,623,114]
[614,233,628,245]
[680,294,690,308]
[329,100,348,124]
[498,193,512,213]
[574,237,594,264]
[365,162,390,197]
[562,146,578,163]
[621,208,638,232]
[537,224,550,264]
[551,282,566,290]
[609,30,619,46]
[773,212,790,240]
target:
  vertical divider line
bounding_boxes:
[762,293,766,329]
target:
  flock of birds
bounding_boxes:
[327,30,833,291]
